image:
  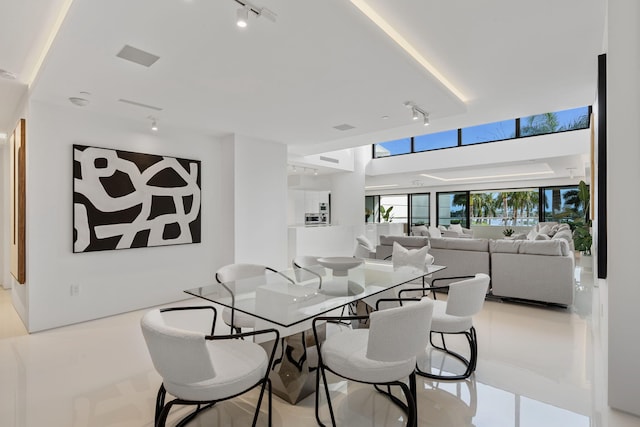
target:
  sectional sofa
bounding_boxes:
[374,235,575,307]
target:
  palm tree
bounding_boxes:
[521,112,561,136]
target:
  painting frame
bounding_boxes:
[10,118,26,284]
[73,145,202,253]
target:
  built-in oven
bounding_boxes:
[305,213,321,225]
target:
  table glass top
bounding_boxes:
[185,259,445,328]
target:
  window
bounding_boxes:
[374,138,411,158]
[409,193,430,226]
[372,106,590,156]
[437,192,468,227]
[542,185,587,224]
[365,195,379,222]
[461,119,516,145]
[471,189,539,227]
[520,106,590,137]
[379,195,408,223]
[414,129,458,152]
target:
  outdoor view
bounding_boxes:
[374,106,590,157]
[367,185,588,230]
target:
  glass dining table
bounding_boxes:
[185,258,446,404]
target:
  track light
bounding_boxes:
[233,1,277,28]
[149,116,158,131]
[236,6,248,27]
[404,101,430,126]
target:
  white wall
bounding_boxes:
[330,145,369,229]
[24,101,225,332]
[606,0,640,415]
[230,134,289,270]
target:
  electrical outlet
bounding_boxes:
[70,284,80,296]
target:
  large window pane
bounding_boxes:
[543,185,586,224]
[471,189,539,227]
[414,129,458,152]
[520,106,590,137]
[438,192,468,227]
[374,137,411,158]
[410,193,430,226]
[365,195,379,223]
[461,120,516,145]
[379,195,408,223]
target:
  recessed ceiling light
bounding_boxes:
[69,97,90,107]
[381,115,389,120]
[0,132,8,140]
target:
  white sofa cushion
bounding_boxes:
[429,237,489,252]
[411,225,429,236]
[356,235,375,252]
[392,241,433,270]
[534,233,551,240]
[379,235,429,248]
[449,223,463,233]
[489,239,521,253]
[517,239,570,256]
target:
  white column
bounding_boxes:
[607,0,640,415]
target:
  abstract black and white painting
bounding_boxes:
[73,145,201,253]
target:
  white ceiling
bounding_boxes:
[0,0,606,183]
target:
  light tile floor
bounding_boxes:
[0,260,639,426]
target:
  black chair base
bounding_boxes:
[416,327,478,381]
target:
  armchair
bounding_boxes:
[140,306,279,427]
[313,299,434,427]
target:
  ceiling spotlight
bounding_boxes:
[148,116,158,131]
[233,1,277,28]
[314,169,318,176]
[403,101,430,125]
[236,5,249,27]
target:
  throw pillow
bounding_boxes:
[356,235,375,252]
[534,233,550,240]
[526,229,537,241]
[392,241,432,270]
[449,223,463,233]
[537,225,553,236]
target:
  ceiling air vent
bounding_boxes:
[333,124,355,131]
[116,45,160,67]
[319,156,339,164]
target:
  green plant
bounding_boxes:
[502,228,514,237]
[578,180,591,225]
[379,205,394,222]
[365,208,373,222]
[573,225,592,254]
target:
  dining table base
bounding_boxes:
[260,323,326,405]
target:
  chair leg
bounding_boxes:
[315,365,337,427]
[417,328,478,380]
[155,384,166,423]
[156,400,175,427]
[398,379,417,427]
[252,378,270,427]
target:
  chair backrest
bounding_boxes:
[446,273,491,317]
[215,263,269,283]
[140,309,216,385]
[366,299,434,362]
[292,256,326,282]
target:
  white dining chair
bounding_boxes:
[415,273,490,380]
[140,306,279,426]
[312,298,434,427]
[215,263,278,333]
